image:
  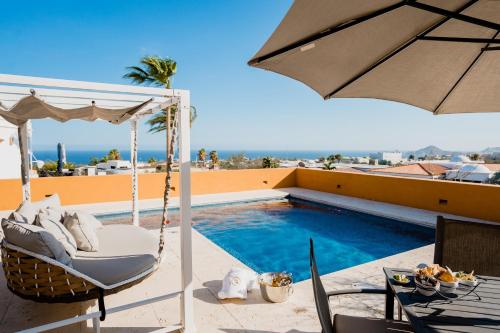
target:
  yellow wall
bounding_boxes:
[1,168,499,223]
[0,168,296,209]
[296,168,500,222]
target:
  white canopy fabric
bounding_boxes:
[249,0,500,114]
[0,95,152,126]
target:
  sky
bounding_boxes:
[0,0,499,153]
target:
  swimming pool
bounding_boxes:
[99,198,434,282]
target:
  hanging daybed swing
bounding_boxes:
[0,74,195,333]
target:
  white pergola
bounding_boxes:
[0,74,195,332]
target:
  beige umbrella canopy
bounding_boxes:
[0,94,152,125]
[249,0,500,114]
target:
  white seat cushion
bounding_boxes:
[72,225,158,285]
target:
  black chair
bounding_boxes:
[435,216,500,277]
[310,239,413,333]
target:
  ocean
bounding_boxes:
[32,149,376,165]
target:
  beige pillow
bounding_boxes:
[64,211,103,230]
[1,218,72,266]
[8,212,26,223]
[15,194,62,224]
[63,213,99,252]
[35,208,77,258]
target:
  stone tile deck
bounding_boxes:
[0,188,444,332]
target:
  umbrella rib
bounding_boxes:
[433,30,500,115]
[248,1,408,66]
[407,1,500,32]
[324,0,479,99]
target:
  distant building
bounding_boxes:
[450,155,472,163]
[381,152,404,164]
[445,164,498,183]
[0,118,21,179]
[353,156,370,164]
[97,160,132,174]
[368,162,449,179]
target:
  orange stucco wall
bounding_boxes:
[1,168,499,223]
[0,168,296,210]
[296,168,500,222]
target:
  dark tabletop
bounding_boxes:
[384,267,500,333]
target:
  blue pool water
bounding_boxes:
[99,198,434,282]
[191,199,434,282]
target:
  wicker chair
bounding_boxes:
[1,232,160,321]
[434,216,500,277]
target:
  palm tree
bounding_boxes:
[124,55,176,89]
[209,151,219,169]
[148,157,158,166]
[124,55,190,256]
[124,55,197,133]
[146,106,197,133]
[89,157,99,166]
[262,156,278,168]
[107,149,121,160]
[197,148,207,168]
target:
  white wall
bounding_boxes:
[0,118,21,179]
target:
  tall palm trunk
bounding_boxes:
[158,107,177,260]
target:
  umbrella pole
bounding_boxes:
[130,118,139,226]
[18,121,31,202]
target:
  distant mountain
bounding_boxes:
[482,147,500,154]
[406,145,453,158]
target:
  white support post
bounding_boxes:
[178,92,196,333]
[130,118,139,226]
[18,121,31,202]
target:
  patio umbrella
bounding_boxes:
[248,0,500,115]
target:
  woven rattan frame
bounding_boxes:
[1,243,153,303]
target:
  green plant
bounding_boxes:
[323,160,336,170]
[107,149,121,160]
[197,148,207,167]
[469,153,480,161]
[327,154,342,163]
[209,150,219,168]
[89,157,99,166]
[219,153,248,170]
[262,156,278,168]
[148,157,158,166]
[64,162,76,170]
[42,161,58,172]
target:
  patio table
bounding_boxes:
[384,268,500,333]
